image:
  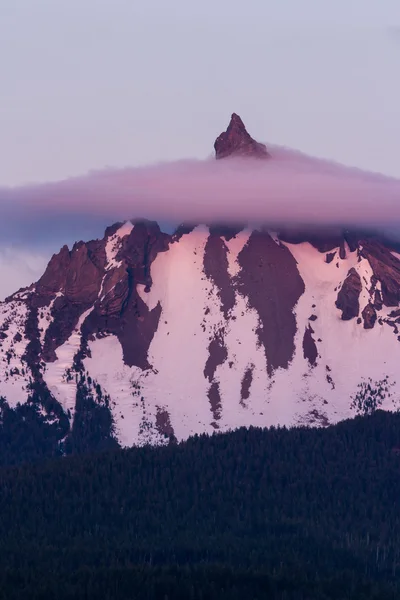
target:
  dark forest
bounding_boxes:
[1,410,400,599]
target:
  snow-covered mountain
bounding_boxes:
[2,115,400,453]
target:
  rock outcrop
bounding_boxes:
[214,113,269,160]
[303,324,318,366]
[236,231,305,375]
[360,240,400,307]
[362,304,377,329]
[336,268,362,320]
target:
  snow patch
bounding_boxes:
[225,230,251,278]
[105,221,134,270]
[0,301,31,408]
[37,292,63,345]
[83,335,166,447]
[281,241,400,424]
[391,250,400,262]
[135,226,220,440]
[44,307,94,419]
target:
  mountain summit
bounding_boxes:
[1,116,400,461]
[214,113,270,159]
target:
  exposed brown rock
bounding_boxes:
[208,224,244,241]
[236,231,305,376]
[35,237,106,361]
[117,220,170,291]
[155,407,175,439]
[373,289,383,311]
[94,294,162,370]
[278,228,365,255]
[65,243,104,304]
[23,304,43,378]
[172,223,196,242]
[83,221,171,370]
[204,330,228,383]
[279,227,344,252]
[214,113,269,160]
[35,245,71,296]
[104,222,125,239]
[240,365,254,405]
[335,268,362,320]
[42,297,90,362]
[207,381,222,425]
[99,268,129,316]
[36,239,105,306]
[361,304,377,329]
[360,240,400,306]
[345,232,363,253]
[203,232,236,318]
[325,366,335,389]
[34,220,172,370]
[303,325,318,366]
[19,298,69,440]
[326,252,336,264]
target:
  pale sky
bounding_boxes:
[1,0,400,186]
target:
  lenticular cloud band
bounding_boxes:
[2,145,400,231]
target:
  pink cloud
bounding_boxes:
[5,146,400,230]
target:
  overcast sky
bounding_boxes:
[1,0,400,186]
[1,0,400,298]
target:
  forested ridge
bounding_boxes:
[1,411,400,599]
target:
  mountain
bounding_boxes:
[1,114,400,458]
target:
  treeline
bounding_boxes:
[0,384,118,466]
[1,411,400,598]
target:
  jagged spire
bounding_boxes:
[214,113,270,160]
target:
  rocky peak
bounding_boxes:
[214,113,270,160]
